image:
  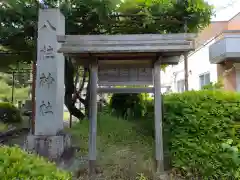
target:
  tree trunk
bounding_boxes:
[64,58,91,120]
[85,73,91,119]
[75,67,90,118]
[64,57,85,120]
[79,68,87,93]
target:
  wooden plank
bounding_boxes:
[98,67,153,86]
[60,40,191,46]
[58,44,194,54]
[98,60,153,68]
[97,87,154,93]
[89,60,98,178]
[60,41,192,49]
[75,62,154,68]
[99,60,152,64]
[154,58,164,173]
[73,56,180,66]
[64,52,183,58]
[64,52,156,58]
[161,56,180,64]
[96,52,155,57]
[98,81,153,86]
[57,33,196,43]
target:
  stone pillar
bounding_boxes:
[25,8,70,160]
[35,8,65,135]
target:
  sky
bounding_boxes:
[207,0,240,21]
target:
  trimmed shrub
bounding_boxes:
[0,102,22,123]
[0,145,72,180]
[110,93,145,119]
[164,91,240,179]
[137,90,240,179]
[202,78,224,90]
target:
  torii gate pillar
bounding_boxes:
[154,58,165,175]
[89,59,98,178]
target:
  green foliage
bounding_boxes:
[120,90,240,178]
[0,73,30,102]
[105,90,240,178]
[162,90,240,179]
[202,78,224,90]
[0,0,213,118]
[232,123,240,140]
[0,102,22,123]
[0,0,115,67]
[0,73,13,85]
[113,0,213,34]
[110,93,145,119]
[136,173,148,180]
[14,87,30,101]
[0,145,72,180]
[0,80,12,99]
[0,80,29,102]
[0,0,213,67]
[0,122,8,132]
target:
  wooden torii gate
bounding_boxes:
[58,33,195,176]
[32,8,196,179]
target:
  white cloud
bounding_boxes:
[207,0,240,21]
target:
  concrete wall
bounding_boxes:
[228,13,240,30]
[195,21,228,48]
[217,61,236,91]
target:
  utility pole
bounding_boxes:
[184,53,188,91]
[184,19,189,91]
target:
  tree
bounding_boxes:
[0,0,115,119]
[110,0,213,34]
[0,0,213,119]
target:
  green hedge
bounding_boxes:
[107,90,240,178]
[163,90,240,179]
[0,102,22,123]
[0,146,72,180]
[129,90,240,179]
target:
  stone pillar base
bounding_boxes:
[24,133,71,160]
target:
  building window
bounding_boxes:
[177,80,185,93]
[199,72,210,89]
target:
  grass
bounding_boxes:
[64,111,70,121]
[65,113,155,180]
[0,122,8,132]
[0,116,30,133]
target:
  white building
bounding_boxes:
[162,13,240,93]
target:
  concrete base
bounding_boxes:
[24,133,71,160]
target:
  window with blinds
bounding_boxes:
[199,72,210,89]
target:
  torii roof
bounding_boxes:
[57,33,196,67]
